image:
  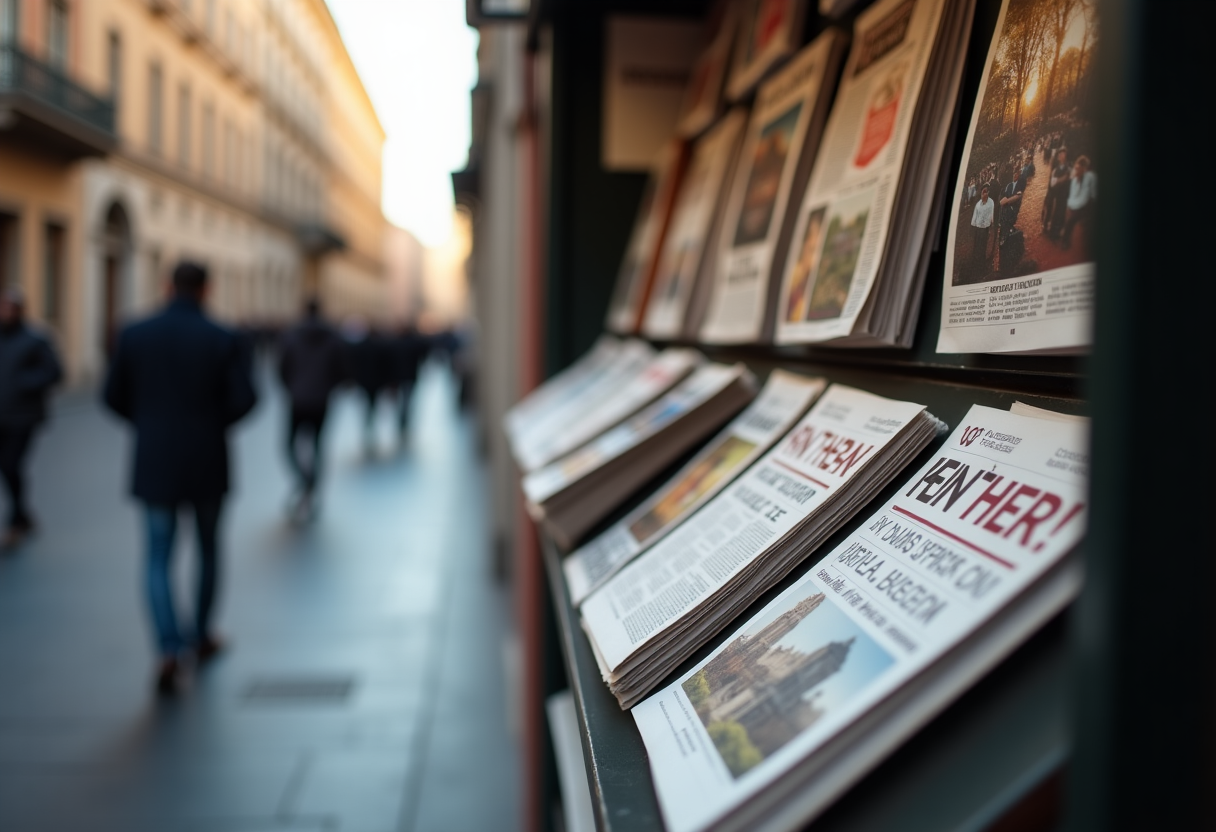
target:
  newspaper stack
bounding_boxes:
[508,345,703,474]
[564,370,827,605]
[524,363,759,551]
[774,0,975,347]
[505,336,638,451]
[581,384,944,709]
[634,403,1088,832]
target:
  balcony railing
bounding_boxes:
[0,44,116,154]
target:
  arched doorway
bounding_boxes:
[100,201,131,357]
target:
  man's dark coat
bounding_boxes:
[103,298,257,504]
[0,323,63,429]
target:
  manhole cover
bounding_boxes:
[243,676,355,703]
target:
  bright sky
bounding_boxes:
[326,0,479,248]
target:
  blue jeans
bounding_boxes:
[144,500,223,657]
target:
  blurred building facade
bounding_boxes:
[0,0,391,380]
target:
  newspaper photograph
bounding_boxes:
[634,405,1088,832]
[524,363,747,506]
[564,371,826,605]
[515,348,702,473]
[775,0,946,344]
[937,0,1097,353]
[581,384,929,676]
[644,109,748,340]
[701,34,842,344]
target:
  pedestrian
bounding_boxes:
[103,261,257,695]
[970,182,995,273]
[998,162,1027,243]
[389,321,428,443]
[278,298,345,520]
[343,319,391,453]
[0,289,63,549]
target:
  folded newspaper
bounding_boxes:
[510,347,703,473]
[581,384,944,709]
[524,362,759,551]
[564,370,827,605]
[774,0,975,347]
[633,403,1088,832]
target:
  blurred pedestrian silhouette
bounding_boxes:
[103,261,257,695]
[278,298,345,521]
[390,321,428,443]
[0,289,63,550]
[342,318,392,453]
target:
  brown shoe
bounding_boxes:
[195,635,226,664]
[155,657,180,696]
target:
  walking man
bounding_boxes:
[103,262,257,694]
[0,289,63,549]
[278,298,345,520]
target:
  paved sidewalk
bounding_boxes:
[0,363,521,832]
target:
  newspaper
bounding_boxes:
[606,143,687,335]
[775,0,951,345]
[514,348,702,473]
[701,31,846,344]
[644,109,748,341]
[633,404,1088,832]
[524,363,750,506]
[936,0,1096,354]
[581,385,938,708]
[564,371,827,605]
[507,340,657,472]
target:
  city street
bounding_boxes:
[0,359,520,832]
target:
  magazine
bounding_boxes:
[700,30,849,344]
[774,0,975,347]
[677,3,741,138]
[580,384,943,708]
[606,142,689,335]
[564,370,826,605]
[725,0,811,102]
[633,403,1088,832]
[936,0,1096,354]
[643,108,749,341]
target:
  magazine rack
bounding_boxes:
[515,0,1211,830]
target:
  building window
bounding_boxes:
[0,211,19,291]
[177,83,191,169]
[46,0,68,70]
[202,102,215,179]
[107,31,122,112]
[0,0,18,46]
[148,62,163,156]
[42,223,65,326]
[223,119,234,187]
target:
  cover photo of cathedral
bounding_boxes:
[682,585,894,778]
